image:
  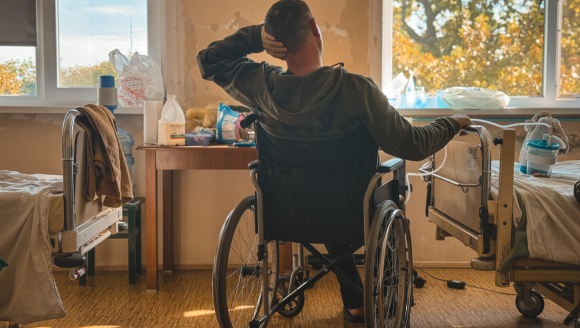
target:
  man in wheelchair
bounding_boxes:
[198,0,472,325]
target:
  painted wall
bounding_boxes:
[1,0,579,270]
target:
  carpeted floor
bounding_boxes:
[22,268,569,328]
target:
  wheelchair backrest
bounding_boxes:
[255,120,380,246]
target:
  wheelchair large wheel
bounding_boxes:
[213,196,279,328]
[364,201,413,328]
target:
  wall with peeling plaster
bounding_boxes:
[1,0,579,271]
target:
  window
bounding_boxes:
[57,0,148,88]
[0,46,36,96]
[383,0,580,109]
[0,0,161,109]
[557,0,580,96]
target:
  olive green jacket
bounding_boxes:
[198,24,460,161]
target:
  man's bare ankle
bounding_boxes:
[348,306,364,316]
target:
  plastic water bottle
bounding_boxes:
[117,127,135,185]
[404,72,416,108]
[98,75,135,191]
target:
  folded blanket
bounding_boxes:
[75,104,133,208]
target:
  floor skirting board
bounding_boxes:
[53,262,471,272]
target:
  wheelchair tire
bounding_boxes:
[515,290,544,318]
[364,201,413,328]
[213,196,279,328]
[273,275,305,318]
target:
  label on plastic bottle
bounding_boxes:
[170,124,185,139]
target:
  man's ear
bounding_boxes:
[310,18,321,37]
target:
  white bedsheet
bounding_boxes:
[0,171,67,324]
[491,161,580,265]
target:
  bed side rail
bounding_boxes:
[62,109,82,231]
[426,125,493,254]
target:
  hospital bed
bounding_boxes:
[1,109,125,326]
[425,126,580,327]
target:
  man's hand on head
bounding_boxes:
[261,25,288,60]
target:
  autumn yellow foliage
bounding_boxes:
[393,0,579,96]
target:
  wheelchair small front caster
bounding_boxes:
[275,275,305,318]
[515,289,544,317]
[413,275,426,288]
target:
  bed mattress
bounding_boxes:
[48,193,64,233]
[34,174,65,233]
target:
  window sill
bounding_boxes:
[397,107,580,118]
[0,106,143,115]
[1,105,578,118]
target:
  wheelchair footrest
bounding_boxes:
[54,253,86,268]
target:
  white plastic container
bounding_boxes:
[158,95,186,146]
[144,100,163,144]
[525,134,562,176]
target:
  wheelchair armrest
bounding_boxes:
[377,158,404,173]
[248,160,259,170]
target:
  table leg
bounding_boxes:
[146,150,158,291]
[163,170,174,273]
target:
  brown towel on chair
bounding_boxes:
[75,104,133,208]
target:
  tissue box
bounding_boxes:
[185,133,212,146]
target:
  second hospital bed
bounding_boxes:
[424,126,580,327]
[0,109,126,325]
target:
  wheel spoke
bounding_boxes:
[216,198,278,328]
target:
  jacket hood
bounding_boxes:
[250,64,344,126]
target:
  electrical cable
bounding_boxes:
[415,268,518,296]
[404,120,553,204]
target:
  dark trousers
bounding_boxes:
[324,243,364,309]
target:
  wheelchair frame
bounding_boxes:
[427,125,580,326]
[225,157,409,328]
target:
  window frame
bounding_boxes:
[0,0,164,112]
[382,0,580,111]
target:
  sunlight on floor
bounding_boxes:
[183,305,255,317]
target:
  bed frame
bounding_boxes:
[426,126,580,326]
[49,109,124,278]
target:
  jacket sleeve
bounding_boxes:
[358,77,460,161]
[197,24,266,107]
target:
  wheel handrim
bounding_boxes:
[376,210,413,328]
[217,200,278,328]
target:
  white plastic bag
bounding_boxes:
[439,87,510,109]
[109,49,164,107]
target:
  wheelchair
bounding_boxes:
[212,121,418,328]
